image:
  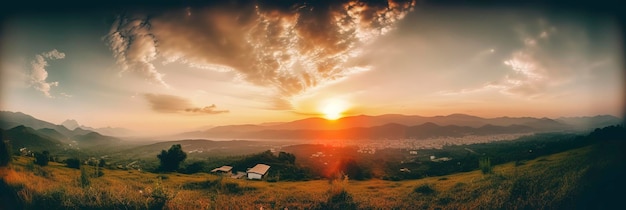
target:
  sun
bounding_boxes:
[320,98,348,120]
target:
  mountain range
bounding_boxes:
[176,113,622,140]
[0,111,122,151]
[61,119,133,137]
[1,110,622,151]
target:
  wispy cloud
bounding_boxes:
[106,19,168,87]
[29,49,65,98]
[440,20,600,98]
[59,92,73,98]
[494,25,558,97]
[143,93,229,115]
[184,104,229,114]
[107,0,416,109]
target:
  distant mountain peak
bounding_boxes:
[61,119,80,130]
[419,122,441,127]
[9,125,29,131]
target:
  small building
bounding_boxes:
[400,168,411,172]
[211,165,233,174]
[247,164,270,180]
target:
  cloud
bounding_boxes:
[185,104,229,114]
[143,93,229,115]
[59,92,73,98]
[440,20,600,98]
[29,49,65,98]
[107,0,416,109]
[107,19,168,87]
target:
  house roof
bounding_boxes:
[211,165,233,173]
[247,164,270,175]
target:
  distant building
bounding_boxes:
[247,164,270,180]
[400,168,411,172]
[19,148,32,156]
[431,156,452,162]
[211,165,233,174]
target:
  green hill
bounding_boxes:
[1,125,64,152]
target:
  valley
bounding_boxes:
[1,110,624,209]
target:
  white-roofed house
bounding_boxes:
[246,164,270,180]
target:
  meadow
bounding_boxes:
[2,139,621,210]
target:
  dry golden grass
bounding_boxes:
[1,146,595,209]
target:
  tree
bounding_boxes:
[34,151,50,166]
[157,144,187,172]
[182,161,207,174]
[341,159,369,180]
[98,159,106,167]
[66,158,81,169]
[0,139,11,167]
[278,152,296,164]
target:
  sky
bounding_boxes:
[1,0,624,135]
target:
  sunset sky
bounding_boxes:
[1,1,623,135]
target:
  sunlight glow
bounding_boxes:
[320,98,349,120]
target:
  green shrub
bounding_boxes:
[98,159,106,167]
[24,162,52,178]
[0,139,11,166]
[317,189,358,210]
[479,157,492,174]
[80,167,90,188]
[147,178,170,210]
[181,161,207,174]
[437,196,454,205]
[66,158,81,169]
[414,184,436,195]
[34,151,49,166]
[182,178,255,195]
[96,170,104,177]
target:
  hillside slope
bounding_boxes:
[2,127,624,209]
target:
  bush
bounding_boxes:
[98,159,106,167]
[181,161,207,174]
[34,151,50,166]
[414,184,436,195]
[80,167,90,188]
[66,158,81,169]
[318,189,358,210]
[181,178,255,194]
[147,178,170,210]
[25,162,52,178]
[0,139,11,166]
[479,157,492,174]
[437,196,454,205]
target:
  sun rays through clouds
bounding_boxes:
[106,0,416,110]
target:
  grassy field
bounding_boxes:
[0,142,622,209]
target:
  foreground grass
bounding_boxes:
[1,143,622,209]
